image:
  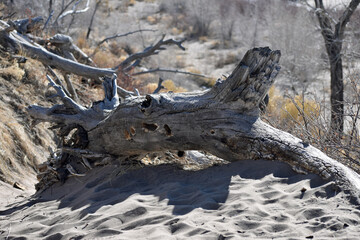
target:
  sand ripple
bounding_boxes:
[1,160,359,239]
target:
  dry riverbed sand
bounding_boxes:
[1,159,360,239]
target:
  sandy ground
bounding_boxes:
[1,159,359,240]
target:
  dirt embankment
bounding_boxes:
[0,55,55,189]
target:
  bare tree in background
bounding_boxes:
[314,0,360,133]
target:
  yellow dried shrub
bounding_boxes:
[267,86,320,123]
[146,15,158,25]
[93,50,118,68]
[162,79,187,92]
[144,83,158,93]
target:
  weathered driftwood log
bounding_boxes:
[27,47,360,204]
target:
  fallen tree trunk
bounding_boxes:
[26,47,360,204]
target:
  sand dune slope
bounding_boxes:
[1,160,360,240]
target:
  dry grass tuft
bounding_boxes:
[76,32,89,49]
[109,42,125,56]
[146,15,158,25]
[22,59,47,84]
[0,65,25,81]
[144,82,158,93]
[93,50,118,68]
[198,36,209,42]
[161,79,187,92]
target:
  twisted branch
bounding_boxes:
[115,35,186,71]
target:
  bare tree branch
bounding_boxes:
[28,74,119,131]
[48,0,53,18]
[87,0,100,39]
[133,67,206,78]
[46,74,85,113]
[97,29,157,46]
[59,0,90,20]
[54,0,77,26]
[114,35,186,70]
[43,10,54,30]
[0,12,16,21]
[153,77,164,94]
[335,0,360,39]
[117,86,135,98]
[47,66,71,97]
[64,74,79,103]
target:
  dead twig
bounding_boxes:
[153,77,164,94]
[133,67,206,78]
[53,0,77,26]
[86,0,100,39]
[67,0,90,33]
[114,35,186,71]
[43,10,54,30]
[59,0,90,21]
[47,66,71,97]
[64,74,79,103]
[97,29,157,46]
[117,86,135,99]
[0,12,16,21]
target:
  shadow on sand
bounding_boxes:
[0,159,333,218]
